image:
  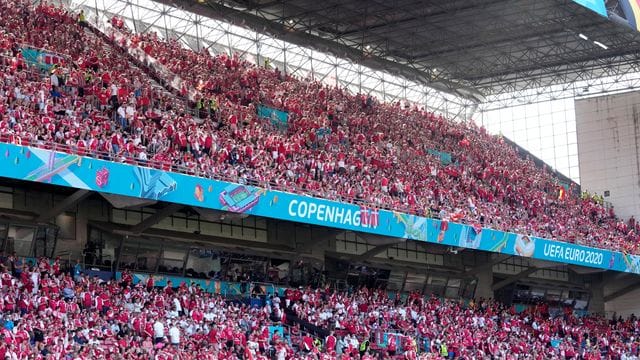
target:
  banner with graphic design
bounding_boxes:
[572,0,608,17]
[20,47,65,71]
[0,142,638,274]
[114,272,287,297]
[257,104,289,128]
[427,149,453,165]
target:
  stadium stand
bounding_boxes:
[0,0,640,358]
[0,0,637,257]
[0,255,638,359]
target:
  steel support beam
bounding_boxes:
[463,254,512,277]
[351,234,405,261]
[356,234,405,247]
[154,0,483,100]
[492,267,538,291]
[354,242,399,262]
[36,190,91,223]
[97,220,295,254]
[324,250,463,274]
[0,208,39,221]
[75,0,472,119]
[101,193,157,209]
[76,0,640,105]
[129,203,183,235]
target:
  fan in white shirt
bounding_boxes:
[152,320,164,341]
[168,324,180,346]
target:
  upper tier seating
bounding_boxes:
[0,0,638,257]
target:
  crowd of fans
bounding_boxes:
[1,2,640,359]
[0,0,639,261]
[0,254,638,359]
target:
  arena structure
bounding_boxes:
[4,0,640,357]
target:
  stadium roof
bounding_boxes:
[164,0,640,102]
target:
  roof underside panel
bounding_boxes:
[180,0,640,98]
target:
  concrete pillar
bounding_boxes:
[474,265,494,300]
[75,201,88,256]
[589,279,605,315]
[53,200,87,260]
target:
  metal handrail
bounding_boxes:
[0,137,630,253]
[0,137,406,210]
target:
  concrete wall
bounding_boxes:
[601,272,640,317]
[605,287,640,318]
[576,92,640,220]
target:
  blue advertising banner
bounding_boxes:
[0,142,638,274]
[572,0,608,17]
[20,47,65,71]
[114,272,287,297]
[257,104,289,127]
[427,149,453,165]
